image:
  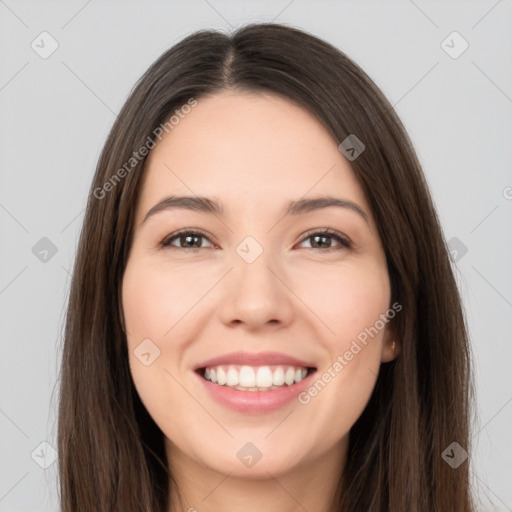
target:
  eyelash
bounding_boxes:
[160,228,352,252]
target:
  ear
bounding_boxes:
[381,326,399,363]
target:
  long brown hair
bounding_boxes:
[57,22,474,511]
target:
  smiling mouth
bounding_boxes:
[196,364,317,392]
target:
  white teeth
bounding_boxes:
[256,366,273,387]
[201,364,312,390]
[226,367,239,386]
[239,365,256,387]
[217,367,226,385]
[284,367,296,385]
[272,366,285,386]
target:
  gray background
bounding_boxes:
[1,1,511,510]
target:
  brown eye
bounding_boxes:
[298,229,351,251]
[161,230,214,250]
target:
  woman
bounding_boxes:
[57,22,474,511]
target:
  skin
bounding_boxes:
[122,90,396,512]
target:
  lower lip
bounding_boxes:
[195,369,317,413]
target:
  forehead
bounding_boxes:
[137,91,371,222]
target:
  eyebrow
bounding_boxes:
[142,195,369,224]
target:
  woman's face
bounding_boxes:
[122,91,395,481]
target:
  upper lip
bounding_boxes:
[194,351,317,370]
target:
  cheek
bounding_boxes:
[122,258,205,342]
[121,257,178,367]
[294,259,390,346]
[293,261,390,415]
[121,258,196,427]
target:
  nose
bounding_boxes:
[218,252,295,331]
